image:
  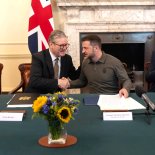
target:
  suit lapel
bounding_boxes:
[44,49,54,76]
[60,56,66,78]
[44,51,68,78]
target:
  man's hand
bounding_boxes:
[58,77,70,90]
[119,88,129,98]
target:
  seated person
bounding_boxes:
[64,34,132,98]
[146,51,155,92]
[25,30,80,94]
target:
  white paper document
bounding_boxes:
[0,112,24,121]
[97,94,146,111]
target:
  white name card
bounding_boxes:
[103,112,133,121]
[0,112,24,121]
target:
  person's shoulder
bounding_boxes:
[63,54,71,58]
[60,54,73,65]
[106,53,121,62]
[62,54,72,61]
[32,49,48,55]
[32,49,49,57]
[32,49,50,62]
[105,53,124,68]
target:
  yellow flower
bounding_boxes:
[57,106,72,123]
[32,96,48,112]
[55,91,66,96]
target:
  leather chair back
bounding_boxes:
[9,63,31,94]
[19,63,31,90]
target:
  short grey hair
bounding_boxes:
[48,30,67,42]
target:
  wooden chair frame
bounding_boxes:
[9,63,31,94]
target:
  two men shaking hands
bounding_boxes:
[58,77,71,90]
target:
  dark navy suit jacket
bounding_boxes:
[25,49,80,94]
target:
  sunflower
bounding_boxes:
[32,96,48,112]
[57,106,72,123]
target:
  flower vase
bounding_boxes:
[48,123,67,144]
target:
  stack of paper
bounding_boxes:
[97,94,146,111]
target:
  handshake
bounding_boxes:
[58,77,70,90]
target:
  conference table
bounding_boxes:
[0,93,155,155]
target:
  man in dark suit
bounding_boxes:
[146,51,155,92]
[25,30,80,94]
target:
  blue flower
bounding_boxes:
[42,104,50,114]
[73,108,79,114]
[57,94,65,102]
[46,97,52,106]
[70,100,79,105]
[52,101,57,106]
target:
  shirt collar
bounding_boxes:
[88,51,106,64]
[49,49,60,62]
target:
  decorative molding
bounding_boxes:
[2,87,22,93]
[57,0,155,7]
[0,43,27,45]
[0,54,31,59]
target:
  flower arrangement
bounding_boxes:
[32,92,80,144]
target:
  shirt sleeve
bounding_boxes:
[114,60,132,92]
[70,61,88,88]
